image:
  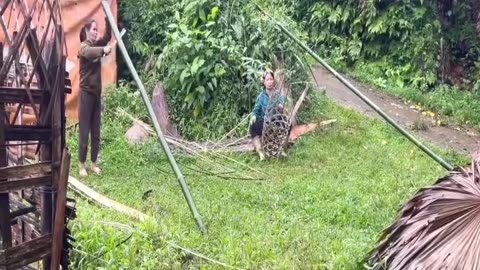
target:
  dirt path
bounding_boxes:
[312,66,480,155]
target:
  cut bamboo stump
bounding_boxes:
[151,83,178,138]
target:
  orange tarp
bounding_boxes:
[0,0,118,121]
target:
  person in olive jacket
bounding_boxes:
[77,17,112,177]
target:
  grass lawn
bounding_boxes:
[66,94,467,269]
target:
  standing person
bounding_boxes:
[77,17,112,176]
[249,69,285,160]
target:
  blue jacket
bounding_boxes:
[252,89,285,121]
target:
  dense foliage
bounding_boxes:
[118,0,480,138]
[297,0,442,88]
[285,0,480,90]
[119,0,309,139]
[280,0,480,128]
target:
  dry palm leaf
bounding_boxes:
[368,153,480,270]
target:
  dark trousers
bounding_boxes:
[78,90,101,163]
[249,118,264,138]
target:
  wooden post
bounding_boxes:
[60,59,66,150]
[40,23,62,270]
[39,146,52,270]
[35,28,54,263]
[0,103,12,249]
[42,24,64,270]
[0,40,12,249]
[50,149,70,270]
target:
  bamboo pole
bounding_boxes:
[100,0,206,234]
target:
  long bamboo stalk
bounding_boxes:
[101,0,206,234]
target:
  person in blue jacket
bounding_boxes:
[249,69,285,160]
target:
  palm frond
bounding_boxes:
[369,155,480,269]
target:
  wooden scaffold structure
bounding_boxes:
[0,0,75,269]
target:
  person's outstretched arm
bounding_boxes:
[95,17,112,46]
[78,42,110,59]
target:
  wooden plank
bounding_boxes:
[0,234,52,269]
[50,149,70,270]
[9,199,33,211]
[0,87,44,104]
[3,233,50,257]
[10,214,39,228]
[10,206,36,219]
[0,162,51,179]
[5,126,51,141]
[0,176,51,193]
[69,176,150,221]
[8,245,51,270]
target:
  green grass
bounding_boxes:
[66,93,467,269]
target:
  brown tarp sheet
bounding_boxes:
[0,0,118,122]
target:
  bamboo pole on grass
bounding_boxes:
[101,0,206,234]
